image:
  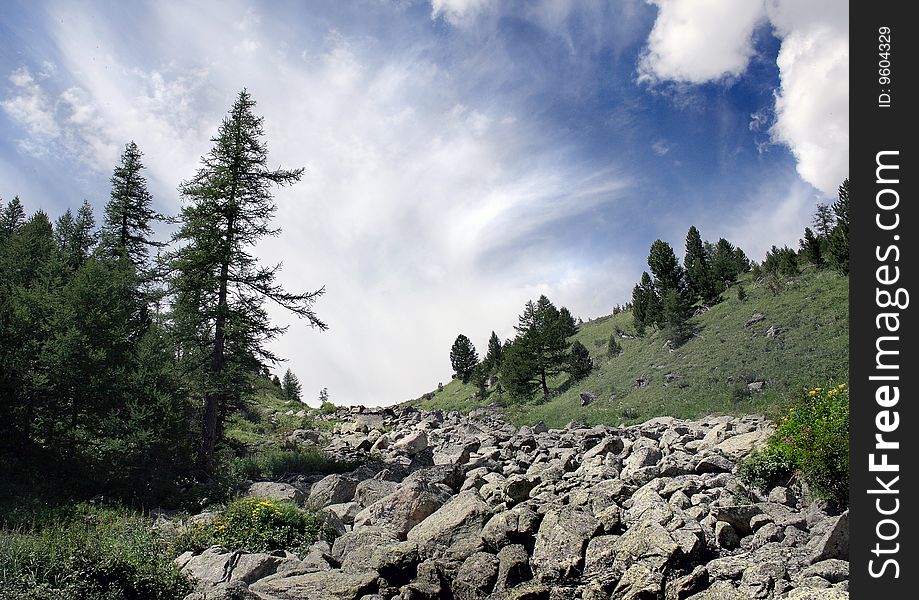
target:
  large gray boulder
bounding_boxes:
[309,474,359,509]
[407,489,491,561]
[249,569,378,600]
[247,482,304,505]
[531,507,600,582]
[353,479,452,537]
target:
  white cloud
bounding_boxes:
[2,67,60,143]
[766,0,848,197]
[2,1,634,406]
[638,0,766,84]
[431,0,493,24]
[638,0,848,197]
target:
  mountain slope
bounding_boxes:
[409,267,848,428]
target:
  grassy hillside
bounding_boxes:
[409,267,848,428]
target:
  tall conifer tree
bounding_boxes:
[167,90,326,473]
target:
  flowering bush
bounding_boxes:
[171,496,326,555]
[739,383,849,507]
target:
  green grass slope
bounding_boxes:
[409,267,848,428]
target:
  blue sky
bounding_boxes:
[0,0,848,406]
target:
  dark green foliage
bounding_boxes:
[483,331,503,372]
[739,383,849,507]
[0,505,192,600]
[683,226,713,303]
[812,203,834,237]
[282,368,302,402]
[827,178,849,274]
[558,306,578,338]
[737,449,794,490]
[659,287,692,345]
[631,272,657,335]
[736,285,747,302]
[708,238,746,293]
[568,340,592,381]
[762,245,799,276]
[499,337,541,402]
[0,196,26,240]
[231,448,352,482]
[606,334,621,358]
[471,362,489,399]
[449,334,479,383]
[799,227,823,266]
[100,142,162,271]
[513,295,574,400]
[172,496,326,556]
[55,200,97,271]
[647,239,683,293]
[166,90,326,473]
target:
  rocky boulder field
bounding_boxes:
[176,406,849,600]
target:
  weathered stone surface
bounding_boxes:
[809,510,848,563]
[495,544,533,591]
[249,569,378,600]
[179,409,843,600]
[407,489,491,560]
[247,482,304,505]
[309,474,358,508]
[353,479,452,536]
[531,507,600,582]
[453,552,499,599]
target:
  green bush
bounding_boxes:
[320,401,336,415]
[170,497,325,555]
[231,448,353,482]
[740,383,849,507]
[0,505,191,600]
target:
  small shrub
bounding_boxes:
[0,505,192,600]
[232,448,352,481]
[736,285,747,302]
[171,497,325,555]
[739,383,849,507]
[606,334,622,358]
[737,449,795,490]
[320,401,336,415]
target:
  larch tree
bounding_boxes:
[167,89,327,474]
[101,142,162,271]
[282,368,302,402]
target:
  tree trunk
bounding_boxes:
[199,225,232,474]
[540,368,549,400]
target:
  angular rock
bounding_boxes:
[309,474,358,509]
[495,544,533,591]
[407,489,491,560]
[353,479,452,537]
[250,569,378,600]
[453,552,499,599]
[531,507,600,582]
[247,482,304,505]
[809,510,848,563]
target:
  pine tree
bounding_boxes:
[827,178,849,274]
[606,334,621,358]
[709,238,742,291]
[166,90,327,473]
[558,306,578,338]
[499,337,540,402]
[450,334,479,383]
[101,142,161,270]
[647,239,683,293]
[282,368,302,402]
[0,196,26,241]
[631,272,658,335]
[568,340,592,381]
[812,203,835,237]
[800,227,823,267]
[683,226,712,303]
[484,331,503,372]
[514,295,572,400]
